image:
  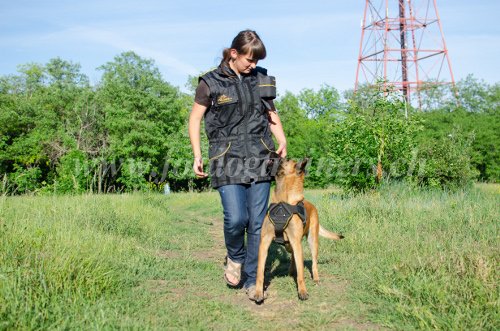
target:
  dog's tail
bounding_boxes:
[319,225,344,240]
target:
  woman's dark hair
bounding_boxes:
[221,30,267,66]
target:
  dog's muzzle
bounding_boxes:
[266,152,282,176]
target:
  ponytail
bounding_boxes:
[220,48,232,66]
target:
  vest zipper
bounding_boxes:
[245,80,256,161]
[238,78,250,161]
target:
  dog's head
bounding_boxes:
[275,158,309,186]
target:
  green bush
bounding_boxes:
[409,128,479,189]
[8,165,43,194]
[327,93,421,192]
[416,109,500,182]
[54,150,89,193]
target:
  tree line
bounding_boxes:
[0,52,498,194]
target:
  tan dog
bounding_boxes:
[254,158,344,303]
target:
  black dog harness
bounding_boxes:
[267,201,307,245]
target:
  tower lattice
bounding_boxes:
[354,0,457,107]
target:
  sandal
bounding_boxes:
[224,256,242,287]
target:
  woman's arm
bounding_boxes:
[188,102,209,178]
[268,109,287,158]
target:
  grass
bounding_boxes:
[0,183,498,330]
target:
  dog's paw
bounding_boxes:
[298,290,309,301]
[247,286,268,303]
[253,292,266,303]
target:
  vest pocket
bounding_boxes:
[214,89,238,107]
[212,87,241,129]
[208,141,233,182]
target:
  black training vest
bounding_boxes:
[200,64,276,188]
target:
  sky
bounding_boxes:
[1,0,498,95]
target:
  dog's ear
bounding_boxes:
[296,158,309,174]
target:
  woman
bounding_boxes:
[188,30,287,300]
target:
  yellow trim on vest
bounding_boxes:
[260,138,276,153]
[258,84,276,87]
[209,142,231,161]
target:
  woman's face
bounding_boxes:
[230,49,258,75]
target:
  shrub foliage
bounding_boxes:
[0,54,498,194]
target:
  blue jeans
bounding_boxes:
[217,181,271,288]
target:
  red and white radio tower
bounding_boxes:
[354,0,457,107]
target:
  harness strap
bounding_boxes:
[267,201,307,245]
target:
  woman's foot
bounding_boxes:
[224,256,242,287]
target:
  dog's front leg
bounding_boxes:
[287,223,309,300]
[254,219,274,303]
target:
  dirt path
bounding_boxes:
[153,197,384,329]
[187,216,385,330]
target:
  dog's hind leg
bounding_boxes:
[285,243,297,276]
[308,211,320,284]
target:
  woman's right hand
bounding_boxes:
[189,102,209,179]
[276,140,287,158]
[193,157,208,178]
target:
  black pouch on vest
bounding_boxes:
[258,75,276,99]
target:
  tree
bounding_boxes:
[96,51,189,192]
[0,58,93,193]
[456,74,493,113]
[298,84,343,119]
